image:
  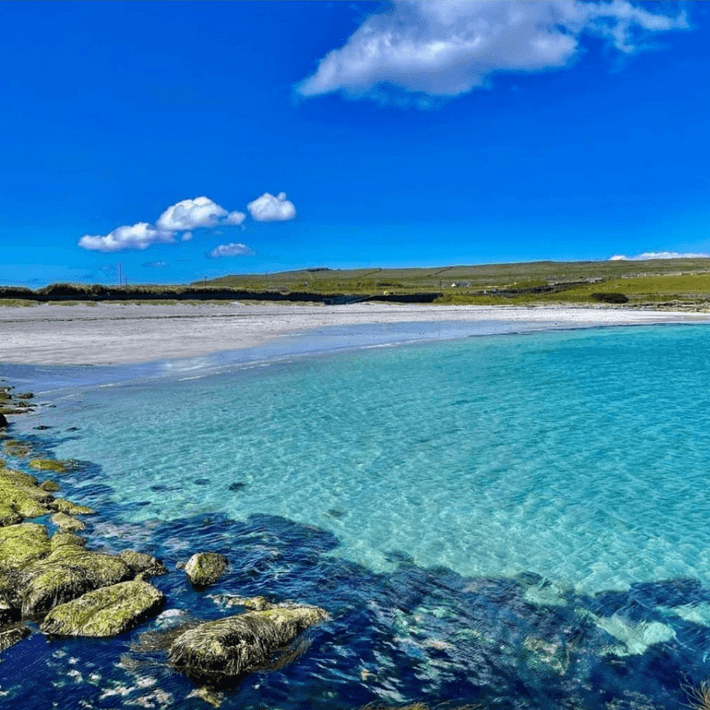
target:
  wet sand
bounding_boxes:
[0,301,708,365]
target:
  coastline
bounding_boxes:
[1,301,709,366]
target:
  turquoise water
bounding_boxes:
[3,321,710,709]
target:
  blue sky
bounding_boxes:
[1,1,709,287]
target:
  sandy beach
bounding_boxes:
[0,301,709,366]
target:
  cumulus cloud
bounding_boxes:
[296,0,689,103]
[78,223,175,253]
[610,251,710,261]
[156,196,245,232]
[247,192,297,222]
[207,243,256,258]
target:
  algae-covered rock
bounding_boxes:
[40,580,166,637]
[0,523,51,573]
[51,499,95,516]
[0,624,30,654]
[0,598,20,626]
[0,503,23,527]
[2,440,32,458]
[39,480,61,493]
[51,512,86,533]
[168,605,329,684]
[19,546,131,616]
[184,553,228,588]
[0,468,54,520]
[119,550,168,579]
[50,532,86,549]
[29,459,69,473]
[211,594,274,611]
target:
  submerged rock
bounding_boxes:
[0,624,31,654]
[211,595,274,611]
[168,605,329,685]
[184,552,228,588]
[39,480,61,493]
[40,580,166,637]
[51,512,86,533]
[28,459,69,473]
[2,440,32,458]
[119,550,168,579]
[18,546,131,616]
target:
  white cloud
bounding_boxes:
[156,196,246,232]
[78,223,175,253]
[296,0,689,103]
[207,243,256,258]
[610,251,710,261]
[247,192,296,222]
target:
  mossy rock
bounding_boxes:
[0,624,31,654]
[168,605,329,685]
[0,523,51,574]
[2,440,32,458]
[50,512,86,533]
[40,580,166,638]
[51,499,96,516]
[119,550,168,579]
[0,598,20,626]
[184,552,228,588]
[29,459,70,473]
[50,532,86,549]
[19,546,131,616]
[211,594,274,611]
[0,469,53,520]
[39,480,61,493]
[0,503,23,527]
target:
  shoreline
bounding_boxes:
[1,302,709,366]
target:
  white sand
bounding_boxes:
[0,301,708,365]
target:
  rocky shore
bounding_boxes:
[0,382,329,706]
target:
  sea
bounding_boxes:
[2,320,710,709]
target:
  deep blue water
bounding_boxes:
[2,322,710,709]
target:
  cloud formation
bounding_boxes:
[247,192,297,222]
[156,196,245,232]
[609,251,710,261]
[296,1,689,103]
[207,243,256,258]
[79,223,175,253]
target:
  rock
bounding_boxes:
[50,532,86,549]
[184,553,228,588]
[211,594,274,611]
[51,498,95,516]
[51,512,86,533]
[2,440,31,457]
[187,687,224,708]
[0,598,20,626]
[0,523,51,574]
[40,580,166,637]
[168,605,329,685]
[16,393,34,400]
[0,624,31,653]
[119,550,168,579]
[18,546,132,616]
[0,413,6,430]
[29,459,69,473]
[0,468,53,519]
[0,504,23,527]
[39,480,61,492]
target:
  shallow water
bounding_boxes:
[3,321,710,709]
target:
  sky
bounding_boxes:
[1,1,709,287]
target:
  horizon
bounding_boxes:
[2,1,709,287]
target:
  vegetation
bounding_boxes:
[2,257,710,309]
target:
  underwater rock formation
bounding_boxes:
[168,605,329,685]
[29,459,70,473]
[40,580,166,637]
[184,552,228,588]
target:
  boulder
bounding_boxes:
[119,550,168,579]
[168,605,329,685]
[50,532,86,549]
[0,624,31,653]
[0,503,23,527]
[29,459,69,473]
[39,480,61,493]
[51,499,95,516]
[0,523,51,574]
[0,598,20,626]
[51,512,86,533]
[184,553,228,588]
[0,468,53,520]
[41,580,165,637]
[0,413,6,430]
[18,546,132,616]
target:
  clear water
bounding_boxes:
[3,322,710,709]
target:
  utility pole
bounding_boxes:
[118,263,123,287]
